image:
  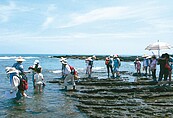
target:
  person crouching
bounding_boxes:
[60,60,76,90]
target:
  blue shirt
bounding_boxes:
[12,62,24,74]
[113,58,120,68]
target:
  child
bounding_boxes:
[34,68,44,92]
[135,58,141,76]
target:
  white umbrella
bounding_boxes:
[145,40,172,56]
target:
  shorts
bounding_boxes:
[114,67,119,72]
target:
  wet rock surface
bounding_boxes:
[63,78,173,118]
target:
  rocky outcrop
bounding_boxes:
[50,55,141,62]
[64,78,173,117]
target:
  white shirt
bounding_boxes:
[34,73,44,85]
[62,64,71,75]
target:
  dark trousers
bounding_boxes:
[152,69,156,81]
[106,65,114,78]
[158,69,169,81]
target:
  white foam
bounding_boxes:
[52,70,62,74]
[0,56,38,60]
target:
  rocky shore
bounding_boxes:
[49,76,173,118]
[68,78,173,118]
[50,55,140,62]
[49,54,173,117]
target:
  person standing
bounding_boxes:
[169,56,173,83]
[12,56,28,97]
[28,60,43,88]
[142,55,149,76]
[135,58,141,76]
[105,56,114,78]
[150,55,157,81]
[113,54,121,78]
[164,53,171,81]
[60,57,67,79]
[86,56,95,78]
[158,53,170,82]
[60,59,76,90]
[34,68,44,92]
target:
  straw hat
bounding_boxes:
[114,54,118,58]
[142,54,148,58]
[15,56,25,62]
[92,55,96,59]
[146,55,152,59]
[87,57,92,61]
[60,57,67,62]
[6,67,19,74]
[34,60,39,64]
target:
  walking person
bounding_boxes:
[113,54,121,78]
[5,67,21,100]
[105,56,114,78]
[150,55,157,82]
[60,59,76,90]
[12,56,28,97]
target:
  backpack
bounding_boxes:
[18,76,28,91]
[69,65,78,75]
[105,59,110,65]
[69,65,78,80]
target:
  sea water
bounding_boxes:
[0,54,159,118]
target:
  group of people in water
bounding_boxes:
[5,57,45,100]
[134,53,173,83]
[5,53,173,100]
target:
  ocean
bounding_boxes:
[0,54,155,118]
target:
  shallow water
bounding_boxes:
[0,54,163,117]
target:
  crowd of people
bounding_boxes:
[5,57,45,100]
[134,53,173,83]
[5,53,173,100]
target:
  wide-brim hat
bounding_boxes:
[92,55,96,59]
[34,60,39,64]
[114,54,118,58]
[87,57,92,61]
[6,67,19,74]
[15,56,25,62]
[142,54,148,58]
[146,55,152,59]
[60,57,67,62]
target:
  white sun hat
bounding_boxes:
[7,67,19,74]
[15,56,26,62]
[60,57,67,62]
[34,60,40,64]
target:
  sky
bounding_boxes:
[0,0,173,56]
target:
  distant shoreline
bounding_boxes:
[50,55,141,62]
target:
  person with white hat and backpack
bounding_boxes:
[60,59,76,90]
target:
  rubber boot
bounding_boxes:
[65,86,67,90]
[73,86,76,90]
